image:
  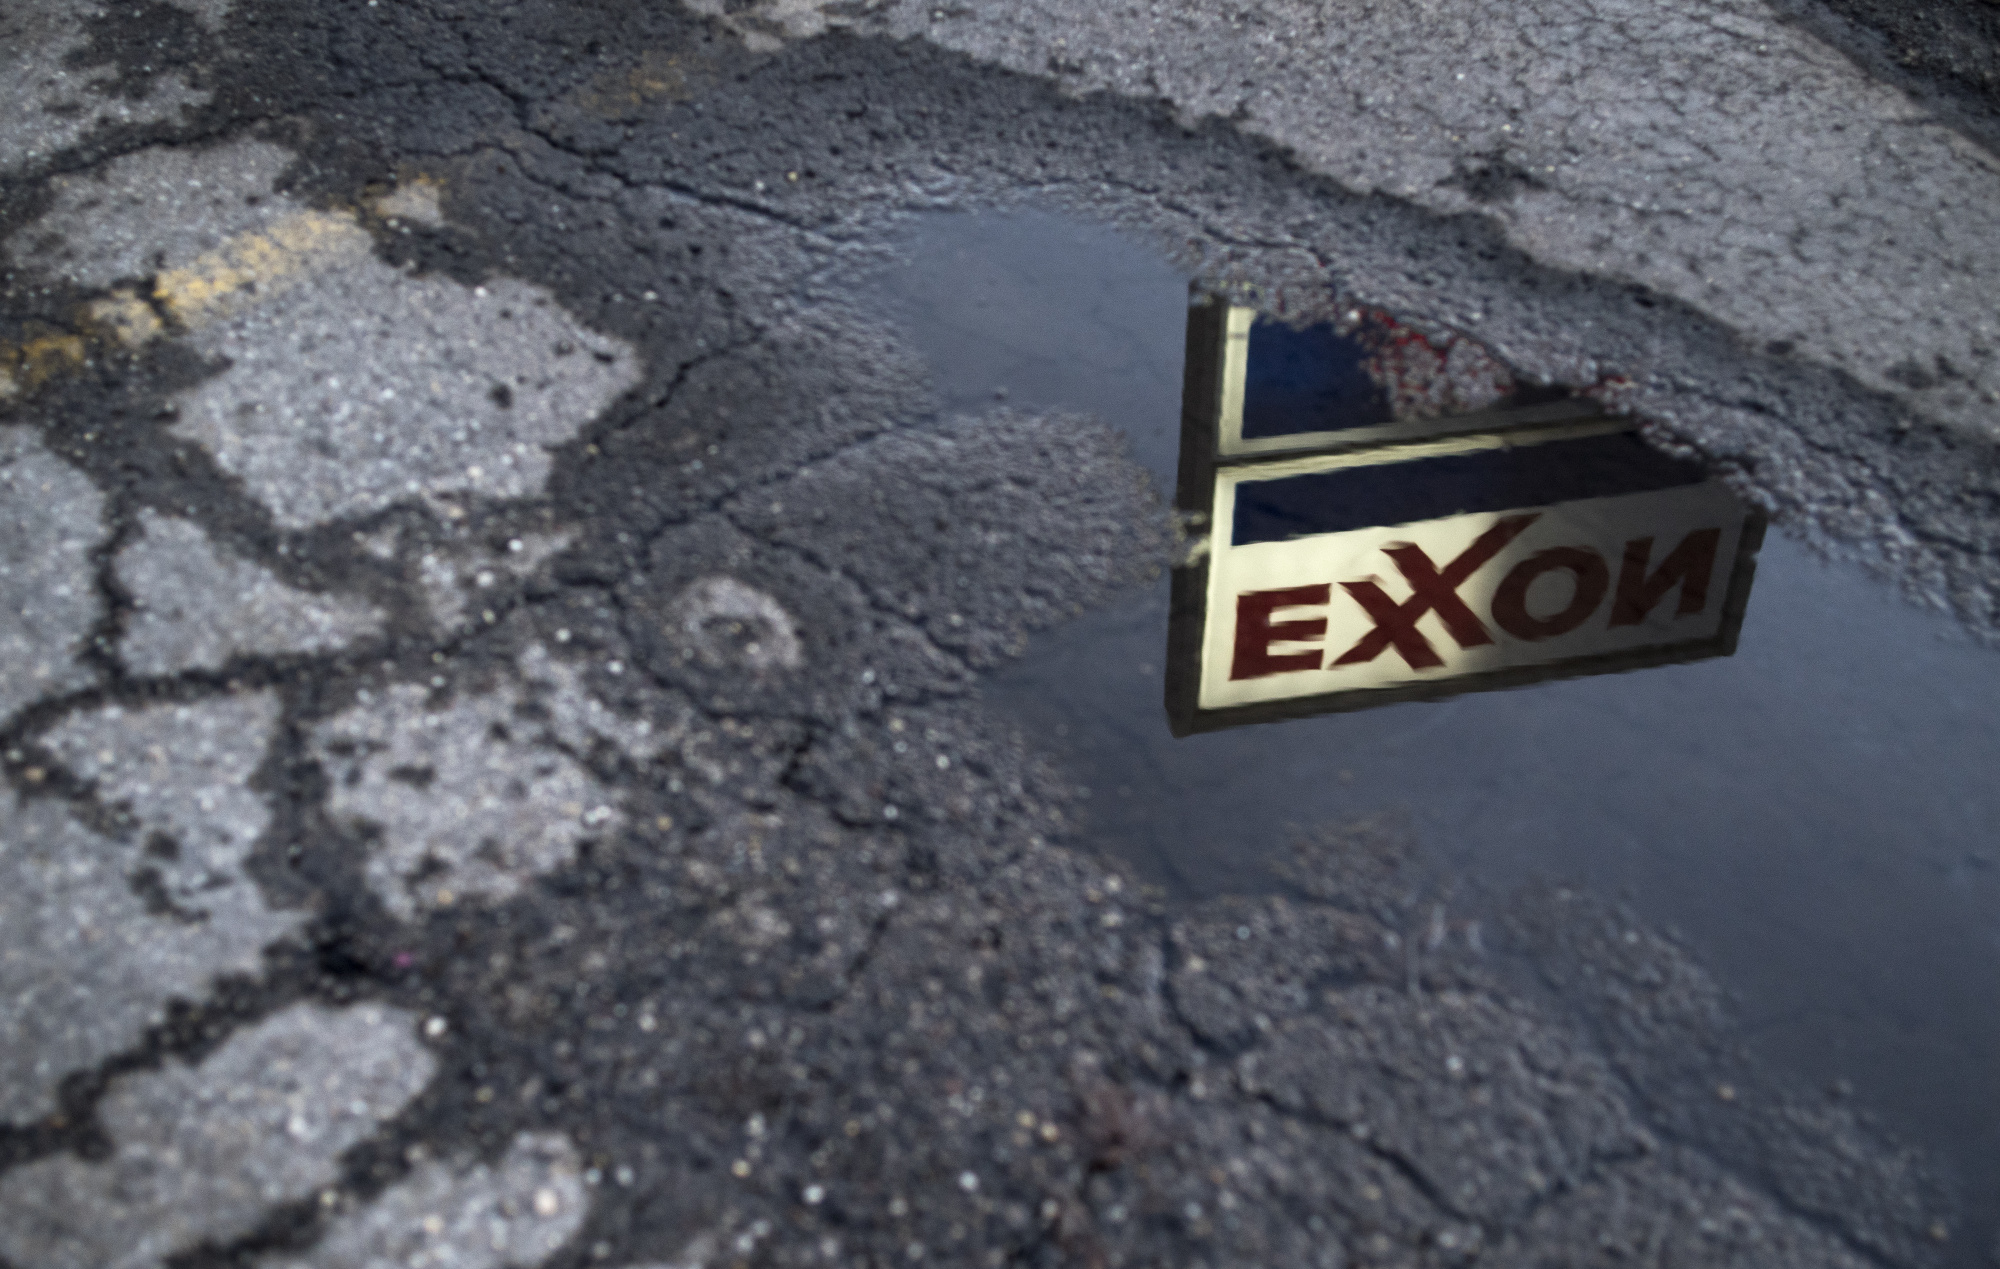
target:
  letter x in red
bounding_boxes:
[1332,514,1540,670]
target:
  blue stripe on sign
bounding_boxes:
[1240,317,1391,439]
[1230,431,1709,546]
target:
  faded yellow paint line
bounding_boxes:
[86,289,165,348]
[153,209,373,328]
[2,205,381,408]
[0,331,88,401]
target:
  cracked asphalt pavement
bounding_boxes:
[2,1,1997,1266]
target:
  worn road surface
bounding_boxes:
[3,1,1998,1267]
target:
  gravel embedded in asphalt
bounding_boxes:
[0,0,1993,1264]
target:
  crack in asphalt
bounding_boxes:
[0,4,1986,1265]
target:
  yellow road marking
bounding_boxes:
[0,331,87,402]
[1,195,412,408]
[86,289,164,348]
[153,209,373,328]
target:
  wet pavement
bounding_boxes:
[868,207,2000,1257]
[3,3,1999,1268]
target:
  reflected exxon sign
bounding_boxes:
[1166,295,1764,734]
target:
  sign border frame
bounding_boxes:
[1165,293,1769,738]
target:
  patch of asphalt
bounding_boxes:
[0,426,104,726]
[0,693,300,1125]
[0,0,221,179]
[11,136,644,530]
[167,261,640,528]
[1759,0,2000,157]
[117,510,385,675]
[1510,886,1951,1267]
[415,11,2000,638]
[0,2,1979,1266]
[1,473,1956,1268]
[1229,981,1649,1225]
[42,690,287,904]
[310,642,680,922]
[1487,1143,1880,1268]
[13,140,298,290]
[0,1001,434,1269]
[417,528,575,631]
[0,788,231,1126]
[619,514,976,729]
[724,410,1172,670]
[711,0,2000,442]
[258,1130,587,1269]
[5,0,1997,629]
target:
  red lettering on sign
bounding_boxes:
[1492,547,1610,641]
[1332,514,1539,670]
[1230,584,1331,680]
[1609,528,1722,627]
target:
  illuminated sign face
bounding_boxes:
[1166,298,1764,734]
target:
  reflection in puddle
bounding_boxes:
[1168,303,1762,730]
[1211,301,1586,457]
[864,207,2000,1259]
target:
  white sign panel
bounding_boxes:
[1166,414,1763,734]
[1201,474,1749,710]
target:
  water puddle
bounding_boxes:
[863,208,2000,1255]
